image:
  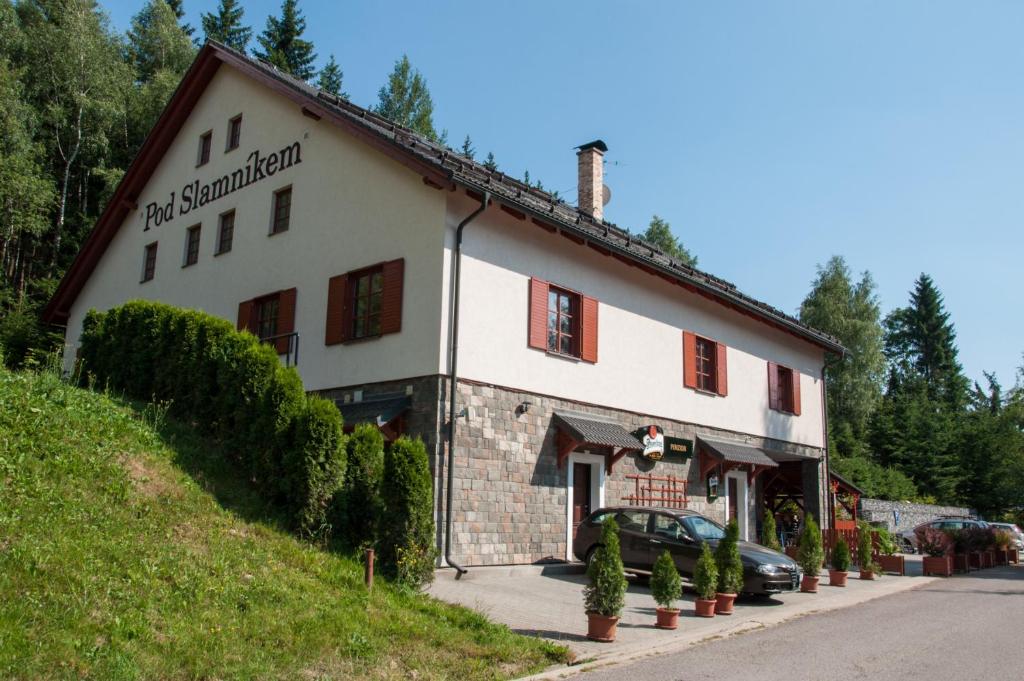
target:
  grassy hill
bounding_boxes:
[0,363,569,680]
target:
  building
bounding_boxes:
[44,42,845,567]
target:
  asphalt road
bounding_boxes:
[577,564,1023,681]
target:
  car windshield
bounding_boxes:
[684,516,726,541]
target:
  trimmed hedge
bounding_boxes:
[79,300,346,535]
[379,436,437,587]
[334,423,386,548]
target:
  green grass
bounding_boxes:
[0,364,570,680]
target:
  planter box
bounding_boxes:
[985,550,996,568]
[954,553,971,573]
[922,555,953,577]
[969,552,983,570]
[995,549,1009,566]
[1009,548,1020,565]
[876,554,905,576]
[784,546,798,559]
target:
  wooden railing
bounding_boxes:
[624,473,688,509]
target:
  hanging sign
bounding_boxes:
[663,437,693,461]
[634,425,665,460]
[707,473,720,501]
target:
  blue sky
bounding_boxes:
[106,0,1023,388]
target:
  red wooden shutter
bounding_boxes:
[792,369,802,416]
[528,277,549,350]
[325,274,348,345]
[275,288,297,354]
[767,362,779,410]
[380,258,405,335]
[715,342,728,396]
[683,331,697,389]
[580,295,599,363]
[237,300,253,333]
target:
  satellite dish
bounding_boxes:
[602,184,612,206]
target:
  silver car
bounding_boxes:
[988,522,1024,550]
[898,517,989,553]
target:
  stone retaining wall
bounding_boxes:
[859,498,977,534]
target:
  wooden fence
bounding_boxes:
[624,473,689,509]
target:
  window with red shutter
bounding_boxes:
[324,259,404,344]
[237,288,296,355]
[528,278,549,350]
[684,331,727,396]
[527,277,596,361]
[768,362,800,415]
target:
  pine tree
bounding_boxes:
[317,54,346,98]
[127,0,196,83]
[460,134,475,160]
[642,215,697,267]
[483,151,497,171]
[201,0,251,51]
[522,169,530,186]
[374,54,438,141]
[799,256,885,458]
[254,0,316,81]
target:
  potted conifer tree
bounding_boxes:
[650,549,682,630]
[857,522,880,580]
[583,517,628,642]
[693,542,718,618]
[714,519,744,615]
[761,512,782,551]
[797,515,824,593]
[829,536,850,587]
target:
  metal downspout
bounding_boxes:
[821,363,834,528]
[444,191,489,577]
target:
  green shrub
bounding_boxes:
[857,522,880,574]
[583,517,627,617]
[797,515,824,576]
[874,526,897,556]
[650,550,681,609]
[335,423,386,548]
[379,437,437,588]
[714,519,744,594]
[761,512,782,551]
[693,542,718,600]
[832,537,851,571]
[77,300,345,534]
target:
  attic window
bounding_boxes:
[198,131,212,166]
[226,115,242,151]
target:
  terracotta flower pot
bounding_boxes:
[694,598,717,618]
[655,607,680,630]
[715,592,736,615]
[828,570,848,587]
[922,555,953,577]
[586,613,619,642]
[860,569,875,580]
[877,554,905,576]
[801,575,819,593]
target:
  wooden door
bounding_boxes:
[572,463,592,537]
[728,476,739,525]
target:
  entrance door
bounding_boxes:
[572,462,592,538]
[726,471,749,540]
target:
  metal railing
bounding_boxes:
[262,332,300,367]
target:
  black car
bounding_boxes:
[572,507,801,596]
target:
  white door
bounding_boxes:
[725,470,749,541]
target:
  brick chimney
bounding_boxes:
[576,140,608,221]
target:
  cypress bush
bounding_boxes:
[832,537,851,571]
[583,518,627,617]
[797,515,824,576]
[379,437,437,587]
[78,300,346,536]
[693,542,718,601]
[335,423,386,548]
[650,549,681,610]
[761,512,782,551]
[857,522,880,574]
[714,519,744,595]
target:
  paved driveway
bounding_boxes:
[428,555,936,667]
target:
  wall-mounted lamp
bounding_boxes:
[456,406,468,419]
[516,399,533,416]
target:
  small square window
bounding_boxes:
[694,336,718,393]
[216,210,235,255]
[183,225,201,267]
[141,242,158,282]
[271,186,292,234]
[198,131,212,166]
[226,115,242,151]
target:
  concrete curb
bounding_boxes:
[516,574,938,680]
